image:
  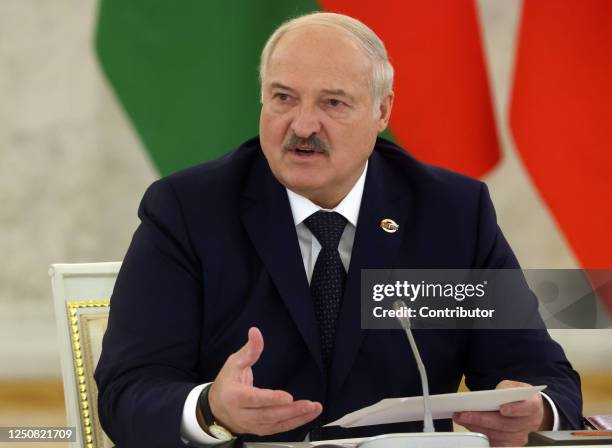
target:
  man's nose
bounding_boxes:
[290,104,321,138]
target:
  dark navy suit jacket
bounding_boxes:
[95,137,582,447]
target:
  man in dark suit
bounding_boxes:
[95,12,582,448]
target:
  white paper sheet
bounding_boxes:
[325,385,546,428]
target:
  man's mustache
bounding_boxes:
[283,134,328,153]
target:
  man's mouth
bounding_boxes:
[290,146,325,156]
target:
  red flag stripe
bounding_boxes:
[510,0,612,311]
[319,0,501,178]
[510,0,612,269]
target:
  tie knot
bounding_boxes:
[304,211,347,249]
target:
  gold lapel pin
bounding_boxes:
[380,218,399,233]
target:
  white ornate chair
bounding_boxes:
[50,262,121,448]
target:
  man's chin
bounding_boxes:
[281,176,327,197]
[284,182,324,198]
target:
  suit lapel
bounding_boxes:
[329,148,414,399]
[240,153,325,376]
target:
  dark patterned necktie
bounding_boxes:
[304,211,348,441]
[304,211,348,372]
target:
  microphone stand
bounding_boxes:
[393,300,435,433]
[355,300,490,448]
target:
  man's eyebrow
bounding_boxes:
[269,82,296,92]
[268,84,356,102]
[321,89,355,102]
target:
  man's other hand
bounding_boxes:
[453,380,553,447]
[206,327,323,436]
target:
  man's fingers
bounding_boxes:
[496,379,529,389]
[229,327,264,370]
[236,386,293,408]
[244,400,321,425]
[453,385,543,447]
[495,379,541,419]
[251,402,323,436]
[500,396,541,418]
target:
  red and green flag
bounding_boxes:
[96,0,500,178]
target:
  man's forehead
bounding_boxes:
[266,25,372,90]
[270,24,369,67]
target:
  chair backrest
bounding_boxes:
[50,262,121,448]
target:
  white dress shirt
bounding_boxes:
[287,161,367,282]
[179,160,558,445]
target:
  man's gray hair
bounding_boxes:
[259,12,394,106]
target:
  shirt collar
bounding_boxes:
[286,161,368,228]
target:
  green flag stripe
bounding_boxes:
[96,1,395,176]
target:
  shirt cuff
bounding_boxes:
[540,392,560,431]
[180,383,226,446]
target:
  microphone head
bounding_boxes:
[393,299,411,330]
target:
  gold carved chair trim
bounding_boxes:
[66,299,112,448]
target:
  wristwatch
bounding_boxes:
[198,384,235,441]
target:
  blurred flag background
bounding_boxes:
[510,0,612,312]
[0,0,610,429]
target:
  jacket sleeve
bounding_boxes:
[95,179,204,447]
[464,183,583,430]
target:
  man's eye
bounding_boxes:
[327,98,345,107]
[274,93,290,101]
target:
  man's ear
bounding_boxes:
[376,91,394,132]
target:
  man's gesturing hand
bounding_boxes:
[453,380,553,447]
[206,327,322,437]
